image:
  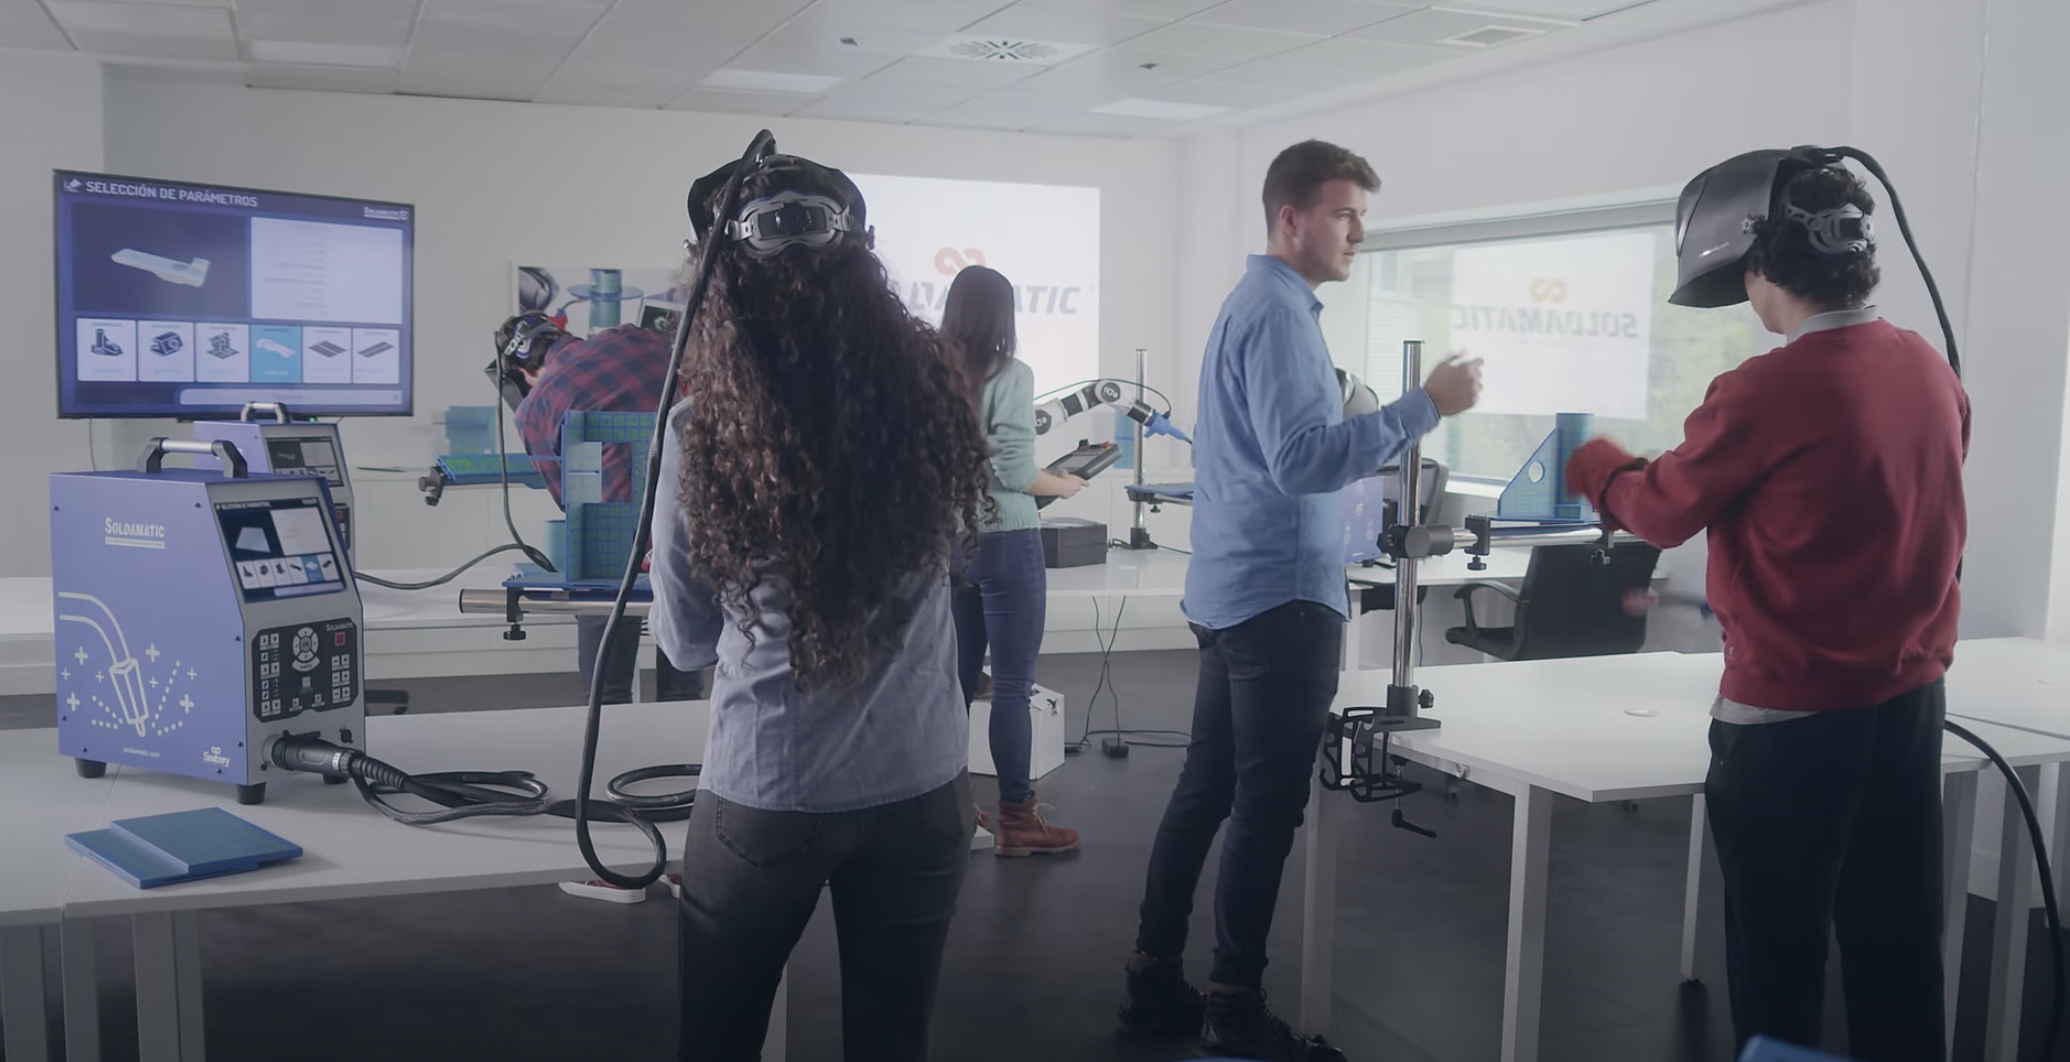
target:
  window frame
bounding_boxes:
[1354,196,1688,486]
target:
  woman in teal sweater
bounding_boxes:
[943,266,1084,856]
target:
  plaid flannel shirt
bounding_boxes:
[514,324,674,507]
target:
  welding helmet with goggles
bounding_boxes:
[687,153,870,259]
[1669,146,1874,309]
[484,312,568,411]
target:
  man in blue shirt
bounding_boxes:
[1117,140,1483,1062]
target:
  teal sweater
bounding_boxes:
[976,359,1041,533]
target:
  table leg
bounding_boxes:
[1678,796,1724,984]
[1941,770,1979,1057]
[763,969,787,1062]
[173,911,205,1061]
[2049,762,2069,915]
[1299,767,1341,1037]
[63,917,102,1062]
[1502,785,1552,1062]
[1983,764,2041,1062]
[0,923,52,1062]
[134,913,182,1062]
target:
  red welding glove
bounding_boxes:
[1566,437,1646,514]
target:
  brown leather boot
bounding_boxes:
[994,795,1078,857]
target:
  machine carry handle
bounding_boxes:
[239,402,293,423]
[139,438,248,478]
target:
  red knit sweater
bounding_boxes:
[1569,320,1969,712]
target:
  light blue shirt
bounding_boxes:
[1184,255,1442,629]
[647,400,968,813]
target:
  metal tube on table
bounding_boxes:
[1390,341,1424,709]
[458,589,652,617]
[1132,347,1151,546]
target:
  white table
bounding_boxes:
[0,728,120,1062]
[1299,647,2070,1062]
[55,701,780,1062]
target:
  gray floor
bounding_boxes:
[1,652,2062,1062]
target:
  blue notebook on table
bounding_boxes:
[67,807,302,889]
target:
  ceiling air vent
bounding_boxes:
[918,35,1096,66]
[1439,25,1547,47]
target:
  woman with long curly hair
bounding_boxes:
[648,154,992,1061]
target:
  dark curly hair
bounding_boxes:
[1746,166,1880,309]
[676,164,992,692]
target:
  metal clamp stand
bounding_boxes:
[1120,347,1159,551]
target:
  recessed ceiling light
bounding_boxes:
[917,35,1096,66]
[247,40,403,68]
[1437,24,1547,47]
[701,69,844,94]
[1091,98,1229,121]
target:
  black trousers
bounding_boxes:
[677,774,974,1062]
[576,614,710,704]
[1135,600,1344,990]
[1705,680,1947,1062]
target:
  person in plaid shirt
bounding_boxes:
[500,315,708,708]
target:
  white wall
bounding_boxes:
[48,74,1180,587]
[0,54,104,576]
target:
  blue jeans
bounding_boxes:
[1135,600,1344,990]
[952,528,1046,804]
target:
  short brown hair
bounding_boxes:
[1263,140,1380,233]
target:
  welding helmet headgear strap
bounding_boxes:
[498,312,566,370]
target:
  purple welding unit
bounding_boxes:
[50,438,366,805]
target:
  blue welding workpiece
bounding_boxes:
[509,409,655,587]
[1738,1038,1853,1062]
[568,268,644,331]
[1496,412,1596,523]
[435,452,547,489]
[68,807,301,888]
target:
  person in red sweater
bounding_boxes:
[1567,160,1967,1062]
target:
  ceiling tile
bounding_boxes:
[1347,6,1569,47]
[784,0,1018,35]
[1142,78,1304,109]
[865,56,1045,89]
[1458,0,1636,17]
[959,4,1169,47]
[664,88,815,117]
[1189,0,1417,36]
[926,88,1083,130]
[753,22,946,60]
[1272,35,1455,73]
[1010,46,1234,102]
[230,0,416,48]
[245,40,403,67]
[534,68,710,107]
[1033,0,1233,20]
[244,62,400,94]
[46,0,238,61]
[721,46,900,80]
[0,0,74,49]
[793,79,983,123]
[1030,111,1170,136]
[397,0,614,101]
[1119,20,1320,60]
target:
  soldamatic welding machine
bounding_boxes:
[50,438,365,805]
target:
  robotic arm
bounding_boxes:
[1034,380,1192,444]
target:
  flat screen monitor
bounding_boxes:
[54,170,414,419]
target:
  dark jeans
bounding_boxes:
[1706,680,1947,1062]
[577,613,710,704]
[952,529,1047,803]
[677,774,974,1061]
[1135,600,1344,990]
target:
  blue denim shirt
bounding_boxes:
[1184,255,1442,629]
[647,400,968,813]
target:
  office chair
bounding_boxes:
[1445,542,1662,661]
[1349,457,1448,613]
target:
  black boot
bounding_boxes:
[1200,985,1346,1062]
[1116,951,1206,1037]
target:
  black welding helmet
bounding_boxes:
[687,153,869,258]
[1670,146,1871,308]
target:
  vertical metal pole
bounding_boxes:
[1389,341,1424,714]
[1128,347,1154,550]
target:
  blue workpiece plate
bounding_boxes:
[108,806,303,876]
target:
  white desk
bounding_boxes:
[0,728,120,1062]
[1299,648,2070,1062]
[55,701,779,1062]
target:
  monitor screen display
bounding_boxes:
[54,171,414,419]
[215,496,347,603]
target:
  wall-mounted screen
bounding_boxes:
[54,170,414,419]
